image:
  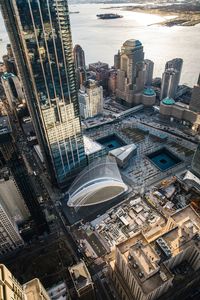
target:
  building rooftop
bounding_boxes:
[109,143,137,163]
[68,261,93,293]
[83,135,104,155]
[143,88,155,96]
[0,115,12,136]
[24,278,50,300]
[117,234,173,295]
[1,72,15,81]
[170,205,200,228]
[123,39,142,48]
[91,196,165,250]
[162,98,175,105]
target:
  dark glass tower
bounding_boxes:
[0,0,86,187]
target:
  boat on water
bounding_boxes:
[69,11,80,14]
[96,13,123,20]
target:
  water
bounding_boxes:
[147,148,182,171]
[0,3,200,86]
[97,134,126,150]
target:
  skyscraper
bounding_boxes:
[115,39,145,106]
[74,44,86,70]
[78,80,103,119]
[0,200,24,256]
[73,45,87,89]
[165,58,183,85]
[0,0,86,187]
[189,74,200,112]
[192,144,200,178]
[0,264,51,300]
[160,58,183,101]
[160,68,179,100]
[144,59,154,87]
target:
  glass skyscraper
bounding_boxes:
[0,0,87,187]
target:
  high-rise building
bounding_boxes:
[160,58,183,101]
[108,69,117,95]
[144,59,154,87]
[78,80,103,119]
[74,44,87,89]
[0,112,15,163]
[0,264,51,300]
[160,68,179,100]
[89,61,110,90]
[0,264,25,299]
[114,50,120,70]
[189,74,200,112]
[192,144,200,177]
[0,167,30,224]
[0,0,87,187]
[115,39,146,106]
[1,72,25,113]
[74,44,86,70]
[2,44,17,75]
[0,200,24,256]
[165,58,183,85]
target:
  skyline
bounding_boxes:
[0,1,200,300]
[0,3,200,86]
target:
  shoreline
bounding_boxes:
[103,5,200,27]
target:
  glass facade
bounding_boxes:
[0,0,86,186]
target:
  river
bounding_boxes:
[0,3,200,87]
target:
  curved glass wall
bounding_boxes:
[67,156,128,208]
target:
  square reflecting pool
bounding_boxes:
[147,148,182,171]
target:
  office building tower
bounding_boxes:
[165,58,183,85]
[198,73,200,86]
[0,264,25,299]
[0,168,30,223]
[74,44,87,89]
[24,278,51,300]
[144,59,154,87]
[0,0,86,187]
[189,75,200,112]
[1,72,25,112]
[160,68,179,100]
[108,69,117,95]
[69,261,96,300]
[0,264,50,300]
[78,80,103,119]
[0,201,24,256]
[0,112,15,163]
[74,44,86,70]
[89,61,110,90]
[192,144,200,177]
[114,50,120,70]
[115,39,146,106]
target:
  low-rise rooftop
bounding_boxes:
[68,261,93,293]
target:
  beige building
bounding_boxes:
[160,97,200,132]
[24,278,51,300]
[78,80,103,119]
[115,39,155,107]
[0,264,50,300]
[109,205,200,300]
[0,264,25,300]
